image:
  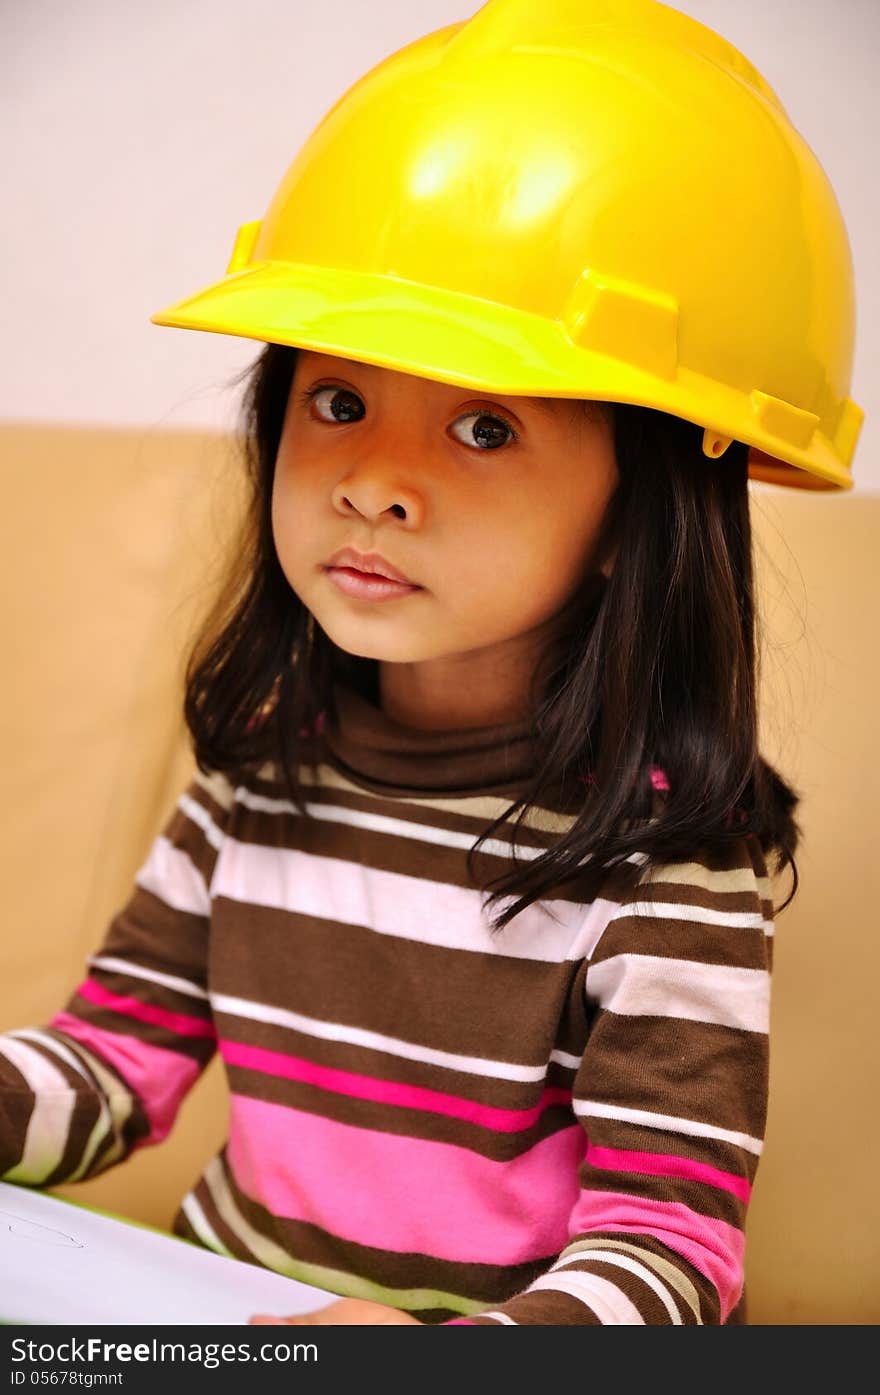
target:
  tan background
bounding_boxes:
[1,421,878,1323]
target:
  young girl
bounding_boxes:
[0,0,861,1327]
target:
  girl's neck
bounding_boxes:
[377,666,529,732]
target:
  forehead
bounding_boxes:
[294,350,582,420]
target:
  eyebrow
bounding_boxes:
[524,396,563,417]
[523,395,596,421]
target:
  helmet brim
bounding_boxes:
[151,260,853,492]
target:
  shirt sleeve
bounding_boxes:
[441,833,774,1325]
[0,767,234,1189]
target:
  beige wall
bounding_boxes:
[1,421,877,1322]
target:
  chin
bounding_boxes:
[317,614,443,665]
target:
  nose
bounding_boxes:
[330,463,426,528]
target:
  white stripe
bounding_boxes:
[230,783,648,868]
[87,955,209,1002]
[609,899,766,931]
[10,1030,114,1182]
[586,953,770,1033]
[644,863,761,894]
[573,1099,763,1155]
[55,1038,134,1171]
[178,792,225,852]
[233,788,553,863]
[135,836,211,917]
[0,1037,75,1184]
[212,992,556,1084]
[260,765,580,833]
[470,1311,517,1325]
[561,1238,702,1322]
[41,1030,137,1120]
[180,1191,236,1258]
[213,840,593,963]
[526,1271,645,1324]
[192,769,235,812]
[552,1250,682,1323]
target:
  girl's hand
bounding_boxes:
[249,1298,423,1325]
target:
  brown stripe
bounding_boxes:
[590,918,769,970]
[211,903,580,1058]
[619,878,765,914]
[96,890,212,990]
[467,1287,603,1324]
[578,1011,768,1140]
[0,1058,35,1174]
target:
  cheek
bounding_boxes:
[270,462,308,574]
[466,496,605,601]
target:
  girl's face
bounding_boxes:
[272,350,618,715]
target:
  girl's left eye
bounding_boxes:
[297,386,520,450]
[450,412,520,451]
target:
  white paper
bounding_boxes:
[0,1182,337,1325]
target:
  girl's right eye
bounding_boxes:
[298,385,365,423]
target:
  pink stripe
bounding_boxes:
[49,1010,202,1146]
[221,1038,570,1132]
[568,1189,744,1320]
[78,978,215,1039]
[227,1093,582,1264]
[586,1140,751,1202]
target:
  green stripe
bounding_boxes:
[244,1251,486,1318]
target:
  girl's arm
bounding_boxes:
[0,769,233,1187]
[442,834,773,1326]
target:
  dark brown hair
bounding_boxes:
[183,342,800,931]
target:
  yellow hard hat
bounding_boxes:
[151,0,863,491]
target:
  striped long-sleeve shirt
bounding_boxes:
[0,681,774,1324]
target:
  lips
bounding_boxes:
[325,547,418,586]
